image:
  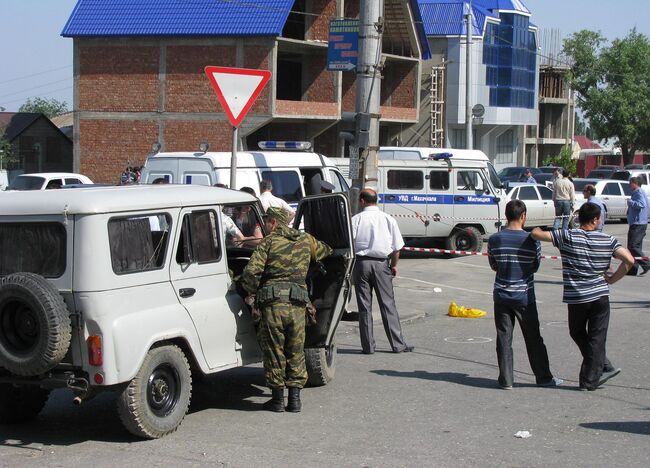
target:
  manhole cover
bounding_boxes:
[444,336,492,344]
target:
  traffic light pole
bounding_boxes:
[351,0,383,214]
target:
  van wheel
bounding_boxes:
[446,226,483,253]
[0,384,50,423]
[0,273,71,376]
[117,345,192,439]
[305,343,337,387]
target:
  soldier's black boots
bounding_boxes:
[286,387,302,413]
[263,388,285,412]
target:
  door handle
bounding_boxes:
[179,288,196,298]
[454,196,464,202]
[603,197,609,200]
[386,195,396,201]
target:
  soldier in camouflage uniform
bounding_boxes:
[241,207,332,412]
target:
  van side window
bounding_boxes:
[261,170,302,202]
[429,171,449,190]
[456,170,485,192]
[176,210,221,265]
[387,170,423,190]
[329,169,349,192]
[108,214,171,274]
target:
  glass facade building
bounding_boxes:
[483,13,537,109]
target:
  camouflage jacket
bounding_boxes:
[241,224,332,295]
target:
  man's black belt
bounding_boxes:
[356,255,388,261]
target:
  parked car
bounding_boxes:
[586,168,619,179]
[506,183,555,228]
[0,185,353,438]
[537,166,564,174]
[573,178,632,221]
[624,164,650,170]
[533,172,555,188]
[6,172,93,190]
[611,169,650,197]
[498,166,541,188]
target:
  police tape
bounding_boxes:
[391,213,573,221]
[401,246,650,261]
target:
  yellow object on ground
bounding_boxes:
[448,302,487,318]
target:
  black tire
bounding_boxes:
[0,273,71,376]
[117,345,192,439]
[445,226,483,253]
[305,343,337,387]
[0,384,50,423]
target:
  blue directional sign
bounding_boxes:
[327,19,359,71]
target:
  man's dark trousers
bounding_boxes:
[627,224,649,275]
[494,302,552,387]
[354,257,407,353]
[567,296,611,390]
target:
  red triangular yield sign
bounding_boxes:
[204,66,272,127]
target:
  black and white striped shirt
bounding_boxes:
[550,229,622,304]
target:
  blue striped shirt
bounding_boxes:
[488,229,541,305]
[550,229,622,304]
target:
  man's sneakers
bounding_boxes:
[639,267,650,277]
[579,368,622,391]
[538,377,564,387]
[393,345,415,353]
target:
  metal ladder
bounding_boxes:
[430,65,446,148]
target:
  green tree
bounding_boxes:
[18,97,69,118]
[563,29,650,165]
[543,146,576,176]
[0,130,19,171]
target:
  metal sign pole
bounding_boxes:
[230,126,238,189]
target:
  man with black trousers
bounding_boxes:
[532,203,634,391]
[488,200,562,389]
[626,176,649,276]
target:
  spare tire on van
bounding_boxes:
[0,273,71,376]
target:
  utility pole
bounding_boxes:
[465,0,473,150]
[351,0,383,213]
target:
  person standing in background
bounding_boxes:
[259,180,295,223]
[552,169,575,229]
[626,176,650,276]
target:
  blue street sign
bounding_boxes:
[327,19,359,71]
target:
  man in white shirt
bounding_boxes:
[258,180,295,223]
[351,188,413,354]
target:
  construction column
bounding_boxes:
[353,0,383,204]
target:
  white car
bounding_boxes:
[573,179,632,221]
[506,183,555,228]
[6,172,93,190]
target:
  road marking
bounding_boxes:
[397,275,492,296]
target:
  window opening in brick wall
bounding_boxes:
[277,54,303,101]
[283,0,306,40]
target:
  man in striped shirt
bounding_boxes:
[532,202,634,391]
[488,200,560,389]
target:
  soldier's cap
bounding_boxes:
[263,206,289,224]
[320,180,335,192]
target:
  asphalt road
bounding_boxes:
[1,222,649,467]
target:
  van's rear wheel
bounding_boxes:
[0,384,50,423]
[117,345,192,439]
[305,343,337,386]
[446,226,483,253]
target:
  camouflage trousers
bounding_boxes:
[257,302,307,389]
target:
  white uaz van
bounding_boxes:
[139,141,349,208]
[333,147,506,252]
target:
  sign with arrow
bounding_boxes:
[327,19,359,71]
[204,66,271,127]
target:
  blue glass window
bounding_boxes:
[482,13,537,109]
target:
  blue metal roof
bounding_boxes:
[417,1,497,37]
[61,0,295,37]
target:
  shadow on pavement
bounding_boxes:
[189,366,266,413]
[580,421,650,435]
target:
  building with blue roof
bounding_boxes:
[61,0,432,182]
[398,0,540,169]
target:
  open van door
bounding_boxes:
[293,193,354,386]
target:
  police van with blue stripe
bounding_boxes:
[333,147,506,252]
[139,141,349,209]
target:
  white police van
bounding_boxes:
[139,141,349,208]
[333,147,506,252]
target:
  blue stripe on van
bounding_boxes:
[378,193,496,204]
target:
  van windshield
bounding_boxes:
[260,170,302,203]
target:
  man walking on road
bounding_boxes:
[626,176,649,276]
[352,188,413,354]
[532,203,634,391]
[241,207,332,412]
[552,169,575,229]
[487,200,561,389]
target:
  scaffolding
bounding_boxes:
[430,65,445,148]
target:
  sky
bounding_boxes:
[0,0,648,112]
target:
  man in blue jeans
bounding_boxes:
[488,200,562,389]
[626,176,649,276]
[552,169,574,229]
